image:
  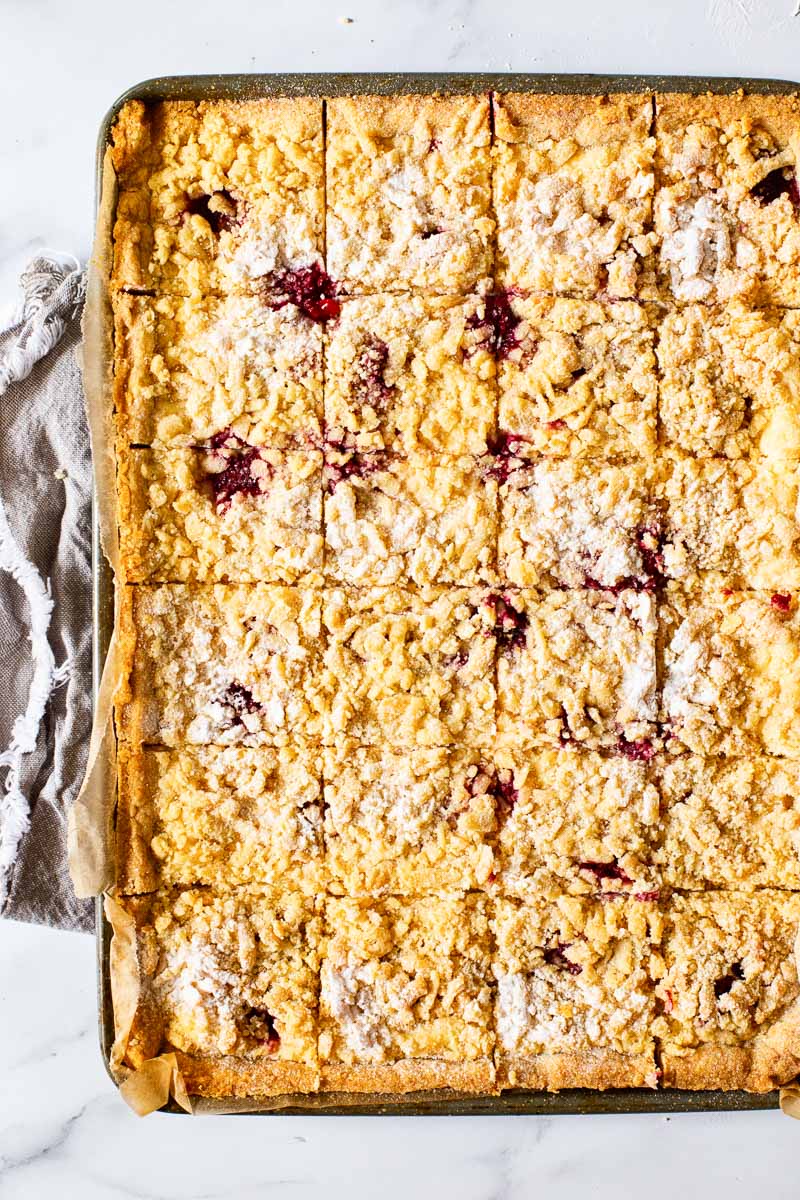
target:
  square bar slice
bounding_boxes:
[658,453,800,590]
[323,742,497,895]
[661,585,800,758]
[116,743,323,895]
[495,589,658,751]
[657,303,800,460]
[496,298,657,460]
[118,888,321,1098]
[655,93,800,305]
[492,896,661,1090]
[324,294,496,455]
[117,585,325,746]
[657,755,800,890]
[319,895,494,1093]
[324,451,496,586]
[655,891,800,1091]
[113,292,323,447]
[110,99,325,298]
[321,587,496,748]
[499,458,658,589]
[493,93,656,298]
[118,445,323,584]
[496,748,661,900]
[326,95,493,294]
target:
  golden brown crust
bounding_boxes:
[320,1059,495,1095]
[493,92,653,145]
[173,1052,319,1099]
[499,1050,657,1091]
[655,91,800,138]
[659,1013,800,1093]
[327,94,490,141]
[115,745,159,894]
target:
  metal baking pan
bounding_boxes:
[93,71,800,1115]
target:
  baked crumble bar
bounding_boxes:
[658,453,800,590]
[493,93,656,298]
[323,743,496,895]
[656,303,800,459]
[324,451,496,586]
[319,894,494,1092]
[111,99,325,299]
[116,744,323,895]
[499,458,658,590]
[661,584,800,758]
[655,891,800,1091]
[119,888,320,1097]
[492,896,661,1089]
[655,93,800,306]
[496,298,657,460]
[495,588,658,750]
[658,755,800,891]
[117,585,325,746]
[324,294,495,456]
[496,748,661,900]
[321,587,496,748]
[118,445,323,584]
[113,292,322,448]
[326,95,493,294]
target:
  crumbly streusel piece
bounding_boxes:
[499,458,659,589]
[324,451,496,586]
[324,294,496,455]
[326,95,493,294]
[655,891,800,1091]
[657,453,800,590]
[492,896,660,1089]
[657,756,800,890]
[117,585,325,746]
[496,297,657,460]
[119,888,321,1097]
[495,589,658,750]
[323,743,497,895]
[110,99,326,299]
[655,93,800,305]
[116,744,323,894]
[661,585,800,757]
[113,292,323,447]
[493,93,656,298]
[496,748,661,900]
[656,303,800,459]
[319,894,494,1092]
[321,587,496,748]
[118,445,322,584]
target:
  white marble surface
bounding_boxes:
[3,0,800,1194]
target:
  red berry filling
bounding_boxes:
[750,168,800,208]
[350,337,395,414]
[240,1006,280,1052]
[771,592,792,613]
[482,431,530,482]
[266,263,340,323]
[582,525,665,594]
[204,429,268,510]
[615,737,656,763]
[324,443,390,493]
[184,189,241,235]
[220,683,261,727]
[466,763,518,820]
[466,292,523,360]
[484,592,529,652]
[714,961,745,998]
[543,943,582,976]
[578,859,634,886]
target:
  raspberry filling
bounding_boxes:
[204,429,268,510]
[714,961,745,998]
[483,431,530,482]
[184,189,240,235]
[543,943,582,976]
[324,444,390,493]
[771,592,792,613]
[466,763,518,820]
[266,263,341,323]
[240,1006,280,1052]
[351,337,395,414]
[615,737,656,763]
[484,592,529,652]
[750,168,800,208]
[583,525,665,594]
[466,292,522,360]
[578,859,633,886]
[220,683,261,727]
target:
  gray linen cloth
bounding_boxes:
[0,254,92,931]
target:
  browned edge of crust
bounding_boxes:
[115,744,159,895]
[115,584,150,743]
[493,92,653,145]
[655,91,800,138]
[498,1050,658,1092]
[326,93,491,142]
[174,1051,320,1099]
[110,290,151,445]
[320,1058,496,1095]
